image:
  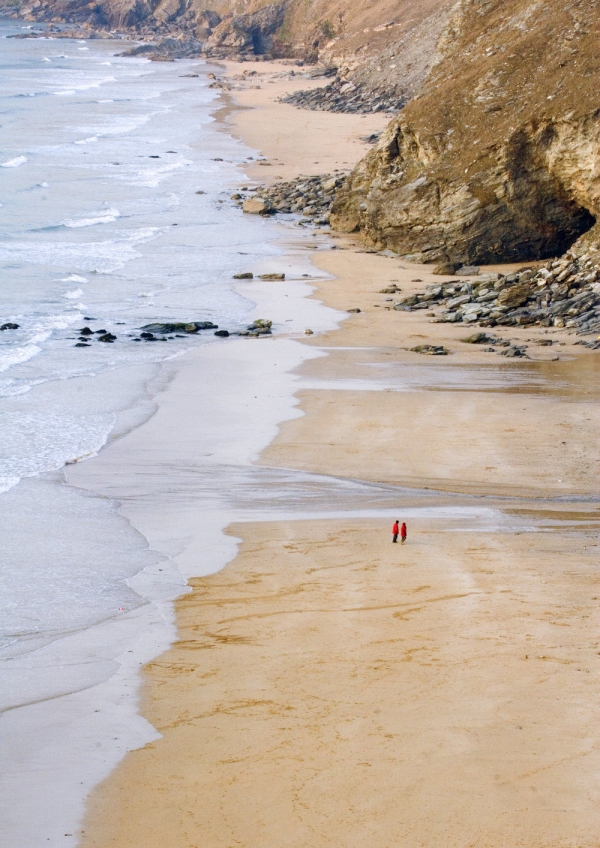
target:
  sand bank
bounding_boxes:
[79,62,600,848]
[81,517,600,847]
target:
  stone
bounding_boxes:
[97,333,116,343]
[497,282,531,308]
[461,332,491,344]
[347,308,362,313]
[304,329,314,335]
[0,322,19,331]
[258,273,285,280]
[411,344,449,355]
[233,272,253,279]
[446,294,472,309]
[243,197,272,215]
[432,263,458,275]
[214,330,230,337]
[74,342,90,347]
[79,327,93,335]
[455,266,480,276]
[140,322,218,334]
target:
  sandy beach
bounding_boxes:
[74,61,600,847]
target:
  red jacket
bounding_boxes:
[392,522,399,534]
[401,523,407,537]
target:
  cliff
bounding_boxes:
[2,0,456,98]
[330,0,600,264]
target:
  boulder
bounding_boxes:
[214,330,230,337]
[461,332,491,344]
[243,197,272,215]
[497,282,531,308]
[411,344,449,355]
[455,266,480,276]
[233,272,253,279]
[258,273,285,280]
[140,322,217,334]
[0,322,19,331]
[432,263,458,276]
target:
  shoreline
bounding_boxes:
[65,60,599,847]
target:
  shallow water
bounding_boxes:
[0,20,286,672]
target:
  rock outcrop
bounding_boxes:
[394,250,600,338]
[2,0,456,101]
[331,0,600,265]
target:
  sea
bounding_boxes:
[0,19,292,845]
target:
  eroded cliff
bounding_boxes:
[331,0,600,264]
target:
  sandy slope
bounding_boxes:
[79,62,600,848]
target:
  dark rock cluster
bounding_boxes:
[281,78,403,114]
[71,318,275,347]
[395,252,600,345]
[73,321,220,347]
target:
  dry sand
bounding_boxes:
[80,62,600,848]
[216,60,391,182]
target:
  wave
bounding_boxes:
[51,76,116,96]
[0,342,43,374]
[1,156,27,168]
[0,227,160,273]
[0,477,20,495]
[123,159,192,188]
[74,136,98,145]
[62,289,84,299]
[62,208,121,228]
[61,274,87,283]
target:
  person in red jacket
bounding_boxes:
[400,522,407,544]
[392,520,399,543]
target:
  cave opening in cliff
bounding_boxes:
[251,29,266,55]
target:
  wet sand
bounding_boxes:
[79,61,600,848]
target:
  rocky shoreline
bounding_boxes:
[392,252,600,348]
[237,173,346,224]
[281,77,402,115]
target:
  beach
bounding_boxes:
[69,61,600,846]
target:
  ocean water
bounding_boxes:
[0,23,352,845]
[0,20,283,688]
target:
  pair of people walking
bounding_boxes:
[392,521,407,544]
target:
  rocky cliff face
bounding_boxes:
[331,0,600,264]
[2,0,455,87]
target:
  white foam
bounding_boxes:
[124,159,192,188]
[0,227,160,273]
[62,288,83,299]
[1,156,27,168]
[74,136,98,145]
[63,207,120,228]
[0,476,20,494]
[0,343,42,374]
[61,274,87,283]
